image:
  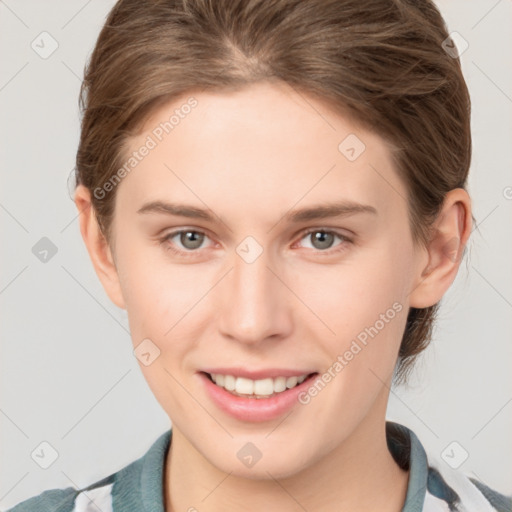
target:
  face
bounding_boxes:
[102,81,425,478]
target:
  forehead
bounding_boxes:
[115,81,406,222]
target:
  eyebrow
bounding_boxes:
[136,200,377,223]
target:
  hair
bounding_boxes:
[74,0,472,386]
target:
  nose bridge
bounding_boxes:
[218,239,290,343]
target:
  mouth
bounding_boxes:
[201,371,318,399]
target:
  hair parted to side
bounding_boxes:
[75,0,472,387]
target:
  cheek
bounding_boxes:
[298,247,410,329]
[116,242,202,334]
[121,261,208,417]
[292,243,412,375]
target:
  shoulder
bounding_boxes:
[5,474,115,512]
[467,478,512,512]
[5,474,116,512]
[425,458,512,512]
[386,421,512,512]
[5,430,172,512]
[5,487,79,512]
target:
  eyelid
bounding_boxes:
[296,226,353,241]
[292,227,353,252]
[160,227,216,251]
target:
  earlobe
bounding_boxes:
[74,185,126,310]
[409,188,472,309]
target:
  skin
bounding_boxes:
[75,80,472,512]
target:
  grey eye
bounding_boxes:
[178,230,205,250]
[307,231,336,250]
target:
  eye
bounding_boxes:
[160,229,212,256]
[297,229,351,253]
[159,227,352,258]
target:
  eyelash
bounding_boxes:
[159,228,353,259]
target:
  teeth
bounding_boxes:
[286,376,298,388]
[209,373,310,398]
[236,377,254,395]
[224,374,236,391]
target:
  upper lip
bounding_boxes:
[201,367,317,380]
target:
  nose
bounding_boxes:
[217,244,293,346]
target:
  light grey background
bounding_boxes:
[1,0,511,509]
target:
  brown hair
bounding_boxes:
[74,0,472,386]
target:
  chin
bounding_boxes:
[212,447,309,481]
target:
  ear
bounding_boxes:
[409,188,472,309]
[74,184,126,310]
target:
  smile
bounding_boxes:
[205,372,315,399]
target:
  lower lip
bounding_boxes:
[198,372,318,422]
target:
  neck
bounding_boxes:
[164,390,409,512]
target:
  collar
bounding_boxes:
[386,421,430,511]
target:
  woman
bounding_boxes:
[8,0,511,511]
